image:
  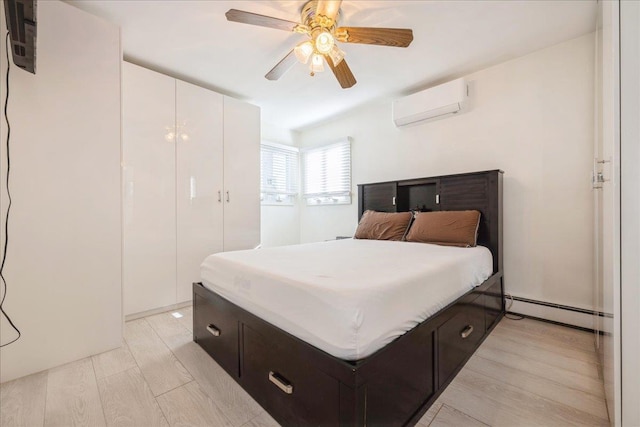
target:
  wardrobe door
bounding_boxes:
[222,97,261,252]
[122,63,176,316]
[176,81,224,303]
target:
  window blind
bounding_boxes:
[260,142,299,205]
[302,139,351,205]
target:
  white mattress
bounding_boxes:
[201,239,493,361]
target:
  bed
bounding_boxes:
[193,169,504,426]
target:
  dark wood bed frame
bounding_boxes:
[193,169,504,426]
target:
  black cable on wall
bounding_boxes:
[1,31,21,347]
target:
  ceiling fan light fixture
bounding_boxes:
[294,41,314,64]
[328,45,345,66]
[310,54,325,74]
[226,2,413,88]
[314,31,335,54]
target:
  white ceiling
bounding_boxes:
[67,0,596,131]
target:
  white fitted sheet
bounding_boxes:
[201,239,493,361]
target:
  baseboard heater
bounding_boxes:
[507,295,612,333]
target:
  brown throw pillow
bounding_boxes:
[354,210,413,241]
[405,210,481,247]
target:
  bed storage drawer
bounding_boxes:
[437,293,484,387]
[193,290,239,378]
[242,325,340,426]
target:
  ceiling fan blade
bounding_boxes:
[226,9,300,32]
[335,27,414,47]
[315,0,342,22]
[265,50,298,81]
[325,56,356,89]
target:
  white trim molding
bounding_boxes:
[620,1,640,425]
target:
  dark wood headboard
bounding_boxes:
[357,170,503,274]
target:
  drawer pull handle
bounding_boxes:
[206,324,221,337]
[460,325,474,339]
[269,371,293,395]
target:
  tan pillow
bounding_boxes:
[405,210,481,247]
[354,210,413,241]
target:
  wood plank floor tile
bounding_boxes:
[438,381,537,426]
[489,325,599,364]
[176,306,192,332]
[429,404,488,427]
[146,312,262,426]
[92,344,138,380]
[415,402,443,427]
[156,380,233,427]
[144,312,192,350]
[476,345,605,397]
[497,318,595,352]
[466,354,608,420]
[44,358,106,427]
[241,411,280,427]
[446,369,608,426]
[3,307,608,427]
[0,370,48,427]
[483,330,600,379]
[124,319,193,397]
[97,367,168,427]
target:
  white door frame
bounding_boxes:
[620,1,640,425]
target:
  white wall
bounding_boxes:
[0,1,122,382]
[297,34,595,311]
[260,122,300,247]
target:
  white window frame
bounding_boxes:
[301,138,352,206]
[260,141,299,206]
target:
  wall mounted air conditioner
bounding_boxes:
[393,78,468,127]
[4,0,37,74]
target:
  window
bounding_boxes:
[302,139,351,205]
[260,142,299,205]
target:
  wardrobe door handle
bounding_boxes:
[226,191,230,203]
[218,191,222,203]
[269,371,293,394]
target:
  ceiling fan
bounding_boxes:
[225,0,414,89]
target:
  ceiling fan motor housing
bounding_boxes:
[301,0,340,32]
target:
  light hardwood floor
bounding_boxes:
[0,309,609,427]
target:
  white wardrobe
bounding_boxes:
[123,62,260,316]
